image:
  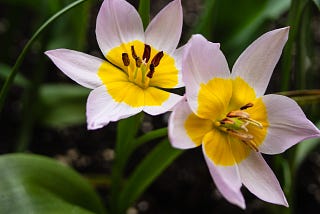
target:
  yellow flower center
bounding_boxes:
[97,40,179,108]
[185,77,268,166]
[215,103,263,152]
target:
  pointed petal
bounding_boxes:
[239,152,288,206]
[202,144,245,209]
[145,0,182,54]
[45,49,103,89]
[142,87,183,115]
[182,34,230,114]
[96,0,144,56]
[231,27,289,96]
[259,94,320,154]
[168,97,211,149]
[86,85,143,130]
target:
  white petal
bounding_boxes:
[86,85,143,130]
[168,98,201,149]
[143,89,183,115]
[203,146,245,209]
[231,27,289,96]
[260,94,320,154]
[96,0,144,56]
[239,152,288,207]
[145,0,182,54]
[182,34,230,112]
[45,49,103,89]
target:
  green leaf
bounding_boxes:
[138,0,150,29]
[222,0,290,62]
[118,139,183,213]
[0,153,106,214]
[39,84,89,127]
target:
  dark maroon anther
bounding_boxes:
[151,51,164,67]
[143,44,151,63]
[122,53,130,66]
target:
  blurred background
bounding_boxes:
[1,0,320,213]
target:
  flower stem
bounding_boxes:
[0,0,89,114]
[280,0,308,91]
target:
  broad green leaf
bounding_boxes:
[0,153,106,214]
[118,139,183,213]
[39,84,89,127]
[224,0,290,52]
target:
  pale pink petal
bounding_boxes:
[45,49,103,89]
[86,85,143,130]
[171,44,186,88]
[259,94,320,154]
[168,98,202,149]
[182,34,230,113]
[96,0,144,56]
[231,27,289,96]
[142,87,183,115]
[202,146,245,209]
[145,0,182,54]
[239,152,288,206]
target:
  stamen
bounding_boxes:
[227,129,253,141]
[241,140,259,152]
[122,53,130,66]
[147,64,155,78]
[143,44,151,63]
[244,118,263,129]
[220,118,235,125]
[147,51,164,78]
[151,51,164,67]
[240,103,254,110]
[227,110,249,119]
[131,46,142,67]
[227,129,259,152]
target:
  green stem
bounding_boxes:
[280,0,308,91]
[138,0,150,29]
[15,56,46,152]
[296,1,311,90]
[109,114,142,214]
[0,0,89,113]
[133,127,167,149]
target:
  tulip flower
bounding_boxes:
[169,28,320,208]
[45,0,183,129]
